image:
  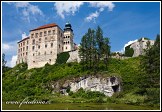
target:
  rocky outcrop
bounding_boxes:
[49,75,121,97]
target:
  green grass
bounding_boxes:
[2,57,159,107]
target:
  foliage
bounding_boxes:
[79,26,111,72]
[70,88,105,99]
[56,52,70,64]
[137,34,160,105]
[124,45,134,57]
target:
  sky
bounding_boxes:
[2,1,160,67]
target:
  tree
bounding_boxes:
[137,34,160,104]
[79,26,111,72]
[125,45,134,57]
[2,53,7,68]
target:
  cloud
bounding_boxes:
[2,44,10,50]
[115,39,138,54]
[2,41,18,55]
[10,55,17,67]
[85,11,100,22]
[22,32,29,39]
[85,2,115,22]
[7,2,44,22]
[54,2,84,19]
[89,2,115,11]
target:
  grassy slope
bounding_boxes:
[3,57,158,107]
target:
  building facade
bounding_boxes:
[16,22,75,69]
[16,37,30,64]
[129,37,155,57]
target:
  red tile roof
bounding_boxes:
[18,36,30,43]
[30,23,58,31]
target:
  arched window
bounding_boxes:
[59,44,60,48]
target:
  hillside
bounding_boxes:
[2,57,159,107]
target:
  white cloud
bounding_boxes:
[10,55,17,67]
[54,2,84,19]
[7,2,44,22]
[2,44,10,50]
[85,11,99,22]
[115,39,138,54]
[22,32,29,39]
[124,39,138,49]
[89,2,115,11]
[2,41,18,55]
[85,2,115,22]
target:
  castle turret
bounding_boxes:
[63,22,74,52]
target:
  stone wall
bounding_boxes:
[66,50,81,63]
[49,75,121,97]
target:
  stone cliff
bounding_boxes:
[48,75,121,97]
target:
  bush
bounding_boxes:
[56,52,70,64]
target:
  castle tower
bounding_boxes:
[63,22,74,52]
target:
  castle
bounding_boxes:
[16,22,77,69]
[127,37,155,57]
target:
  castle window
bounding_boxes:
[39,38,41,42]
[45,44,47,48]
[66,42,67,44]
[48,30,51,35]
[68,36,70,38]
[31,34,34,38]
[36,33,38,38]
[66,47,67,49]
[32,39,35,44]
[50,51,52,54]
[21,43,22,46]
[33,53,35,56]
[19,44,20,47]
[44,31,47,36]
[32,46,35,50]
[40,32,42,37]
[51,43,53,47]
[53,30,55,35]
[27,40,28,44]
[21,48,22,52]
[49,59,51,62]
[64,42,65,44]
[44,51,46,55]
[26,52,28,55]
[45,37,47,40]
[68,41,69,44]
[23,42,25,45]
[59,44,60,48]
[26,46,28,50]
[33,61,35,63]
[23,47,25,51]
[23,53,24,56]
[38,45,40,49]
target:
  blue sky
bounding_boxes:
[2,2,160,67]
